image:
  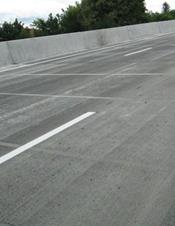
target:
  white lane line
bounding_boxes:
[125,47,152,56]
[0,112,95,165]
[110,73,164,75]
[0,92,118,100]
[28,72,164,77]
[18,73,107,76]
[0,92,142,102]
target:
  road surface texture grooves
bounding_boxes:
[1,34,175,225]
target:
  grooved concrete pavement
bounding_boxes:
[0,34,175,225]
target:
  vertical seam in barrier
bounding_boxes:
[6,41,15,65]
[126,26,131,41]
[157,21,162,34]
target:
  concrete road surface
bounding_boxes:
[1,34,175,226]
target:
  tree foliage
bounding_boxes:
[81,0,146,29]
[145,2,174,22]
[33,13,61,36]
[0,1,175,41]
[60,3,84,33]
[0,19,31,41]
[162,2,170,13]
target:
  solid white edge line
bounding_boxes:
[125,47,152,56]
[0,112,95,165]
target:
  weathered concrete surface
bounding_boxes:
[0,33,175,225]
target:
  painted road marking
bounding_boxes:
[0,112,95,165]
[125,47,152,56]
[0,92,143,102]
[1,72,164,77]
[0,92,122,100]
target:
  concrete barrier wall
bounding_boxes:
[1,20,175,67]
[158,20,175,34]
[127,22,160,40]
[0,42,12,67]
[98,26,130,46]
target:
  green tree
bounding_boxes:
[2,0,175,41]
[33,14,60,36]
[46,13,61,35]
[18,27,32,39]
[60,3,84,33]
[146,2,174,22]
[0,19,26,41]
[0,22,14,40]
[147,11,174,22]
[162,2,170,13]
[32,18,47,36]
[81,0,146,30]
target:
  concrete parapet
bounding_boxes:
[1,20,175,67]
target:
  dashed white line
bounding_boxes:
[125,47,152,56]
[0,112,95,165]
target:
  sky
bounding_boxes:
[0,0,175,25]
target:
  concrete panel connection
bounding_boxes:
[1,20,175,67]
[127,22,161,39]
[0,42,12,67]
[158,20,175,33]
